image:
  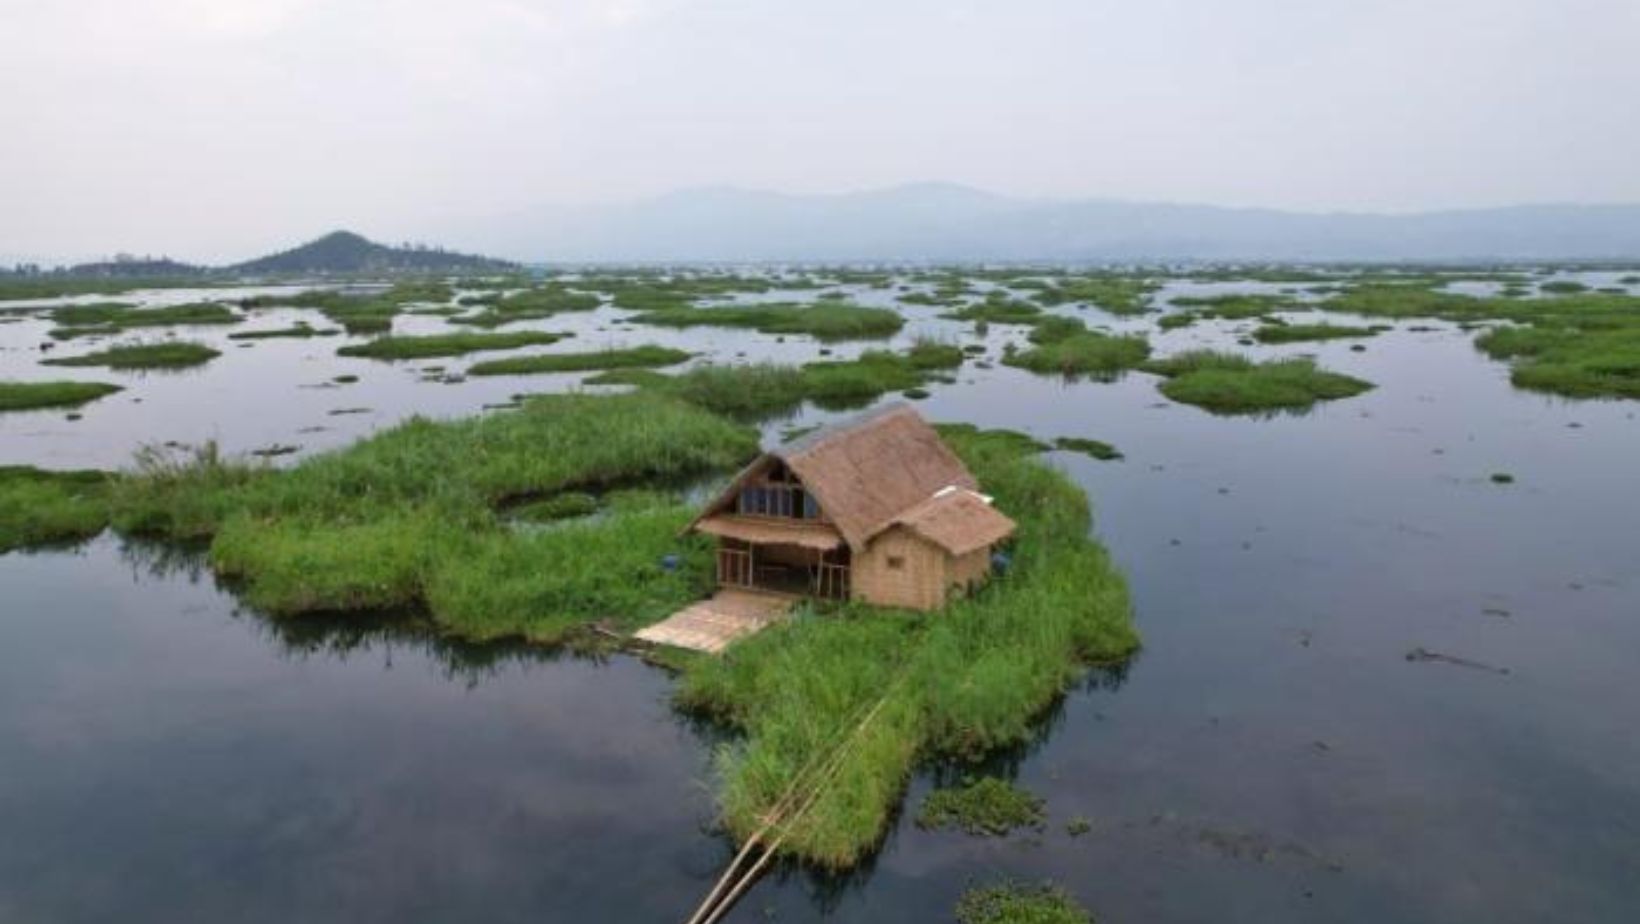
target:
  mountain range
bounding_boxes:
[452,183,1640,263]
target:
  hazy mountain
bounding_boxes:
[459,183,1640,263]
[231,230,515,275]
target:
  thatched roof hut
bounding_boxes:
[687,403,1015,610]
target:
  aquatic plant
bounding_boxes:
[916,777,1046,835]
[1052,437,1121,460]
[228,323,340,340]
[955,882,1092,924]
[467,345,692,376]
[591,340,963,419]
[0,466,111,552]
[48,301,241,338]
[1001,319,1150,378]
[0,380,123,412]
[337,330,568,360]
[1143,349,1373,414]
[43,341,221,370]
[630,301,904,341]
[107,394,758,642]
[1252,322,1383,343]
[1031,274,1158,315]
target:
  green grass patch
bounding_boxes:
[1052,437,1121,460]
[1474,325,1640,399]
[337,330,568,360]
[672,426,1137,867]
[630,301,904,341]
[917,777,1045,835]
[1252,322,1383,343]
[48,301,240,339]
[590,340,963,419]
[1170,292,1297,319]
[1031,274,1158,315]
[0,466,112,552]
[467,345,691,376]
[228,323,339,340]
[1001,319,1150,378]
[107,394,757,644]
[448,285,601,327]
[43,341,220,370]
[0,380,123,412]
[1144,350,1373,414]
[955,883,1093,924]
[1541,280,1588,294]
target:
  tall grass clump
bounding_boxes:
[0,466,112,552]
[107,394,758,640]
[337,330,568,360]
[43,341,220,370]
[672,424,1137,867]
[1144,349,1373,414]
[1031,274,1158,315]
[0,380,123,412]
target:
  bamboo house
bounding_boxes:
[685,403,1016,611]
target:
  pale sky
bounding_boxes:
[3,0,1638,261]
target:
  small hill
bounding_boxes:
[66,256,205,278]
[232,231,514,275]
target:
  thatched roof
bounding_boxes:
[891,487,1017,556]
[691,403,1011,552]
[694,514,843,551]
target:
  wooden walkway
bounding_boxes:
[635,588,795,654]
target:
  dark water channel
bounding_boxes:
[2,276,1638,922]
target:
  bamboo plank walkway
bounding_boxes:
[635,588,795,654]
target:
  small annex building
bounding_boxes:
[685,402,1016,611]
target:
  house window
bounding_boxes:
[886,555,905,570]
[737,485,817,520]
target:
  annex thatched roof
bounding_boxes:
[690,403,1008,552]
[891,487,1017,556]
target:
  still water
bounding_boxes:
[2,277,1638,921]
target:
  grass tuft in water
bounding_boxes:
[1144,350,1373,414]
[467,345,691,376]
[43,341,220,370]
[955,882,1093,924]
[630,301,904,341]
[0,380,123,412]
[1252,322,1383,343]
[917,777,1045,835]
[337,330,568,360]
[0,466,113,552]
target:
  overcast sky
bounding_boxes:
[3,0,1638,261]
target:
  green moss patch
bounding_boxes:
[0,380,123,412]
[1052,437,1121,460]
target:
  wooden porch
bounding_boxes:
[634,587,797,654]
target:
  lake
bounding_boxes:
[2,272,1638,922]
